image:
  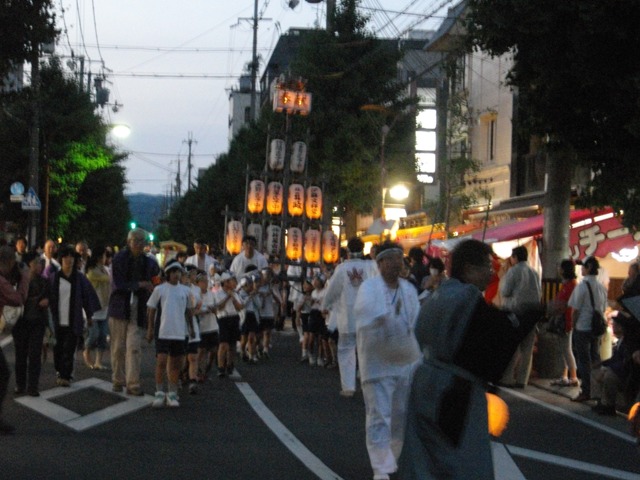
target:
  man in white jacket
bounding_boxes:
[322,237,378,397]
[353,241,420,480]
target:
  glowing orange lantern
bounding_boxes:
[269,139,285,170]
[304,229,321,263]
[247,180,265,214]
[486,392,509,437]
[288,184,304,217]
[247,223,263,251]
[305,186,323,220]
[290,141,307,173]
[266,182,283,215]
[226,221,243,255]
[266,225,281,256]
[629,402,640,438]
[322,231,339,264]
[286,227,303,260]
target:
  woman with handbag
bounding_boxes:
[549,260,579,387]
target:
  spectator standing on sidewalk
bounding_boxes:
[0,245,29,434]
[569,256,608,403]
[499,245,541,388]
[83,246,112,370]
[322,237,378,397]
[108,228,160,396]
[12,252,50,397]
[353,241,421,480]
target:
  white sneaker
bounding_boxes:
[317,358,325,367]
[309,356,317,367]
[152,391,166,408]
[166,392,180,407]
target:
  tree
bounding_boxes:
[0,57,130,244]
[465,1,640,275]
[0,0,56,80]
[167,0,416,241]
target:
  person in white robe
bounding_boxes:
[354,241,421,480]
[322,237,378,396]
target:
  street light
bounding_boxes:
[110,124,131,139]
[389,183,410,201]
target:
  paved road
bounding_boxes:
[1,328,639,480]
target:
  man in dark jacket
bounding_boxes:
[108,229,159,396]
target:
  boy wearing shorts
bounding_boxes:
[146,262,195,407]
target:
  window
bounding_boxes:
[488,119,496,162]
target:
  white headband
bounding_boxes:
[376,247,403,261]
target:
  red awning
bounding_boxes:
[569,209,640,258]
[472,209,595,243]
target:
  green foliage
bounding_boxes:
[465,0,640,228]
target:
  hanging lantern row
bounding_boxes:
[247,180,323,219]
[269,140,307,172]
[304,229,321,263]
[272,88,312,116]
[226,221,243,255]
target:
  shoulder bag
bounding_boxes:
[586,282,607,336]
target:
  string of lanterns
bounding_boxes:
[225,78,339,266]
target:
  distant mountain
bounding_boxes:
[126,193,167,232]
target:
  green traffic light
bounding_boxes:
[130,221,137,229]
[149,233,155,241]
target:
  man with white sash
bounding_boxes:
[323,237,378,397]
[398,239,542,479]
[353,241,421,480]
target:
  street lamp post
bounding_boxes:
[380,124,390,220]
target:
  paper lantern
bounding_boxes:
[266,225,281,256]
[486,392,509,437]
[290,141,307,173]
[247,180,265,214]
[286,227,303,260]
[629,402,640,438]
[226,221,243,255]
[322,231,339,264]
[266,182,284,215]
[247,223,263,251]
[269,139,285,170]
[305,186,323,220]
[288,184,305,217]
[304,229,321,263]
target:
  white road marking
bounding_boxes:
[502,387,636,444]
[236,381,344,480]
[15,377,153,432]
[492,442,527,479]
[506,443,640,480]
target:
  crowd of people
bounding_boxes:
[1,229,640,479]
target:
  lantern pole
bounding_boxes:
[243,165,251,231]
[222,204,230,256]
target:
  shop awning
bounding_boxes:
[471,209,595,243]
[569,209,640,259]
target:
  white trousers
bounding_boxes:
[362,375,412,477]
[338,332,357,392]
[109,315,143,389]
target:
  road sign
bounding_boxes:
[22,187,41,211]
[10,182,24,202]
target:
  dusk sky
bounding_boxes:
[58,1,449,195]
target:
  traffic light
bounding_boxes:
[129,221,137,230]
[148,233,155,242]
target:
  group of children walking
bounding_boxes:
[145,260,287,408]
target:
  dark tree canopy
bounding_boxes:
[465,0,640,228]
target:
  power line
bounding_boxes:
[71,43,272,53]
[74,0,91,62]
[90,0,105,67]
[109,72,243,79]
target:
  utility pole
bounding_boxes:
[183,132,197,192]
[175,158,182,198]
[250,0,259,122]
[28,48,41,248]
